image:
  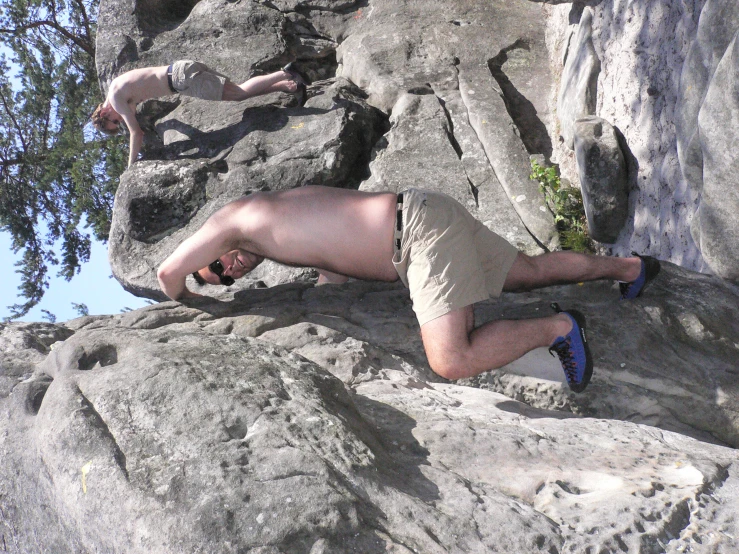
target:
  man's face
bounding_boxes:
[199,250,264,286]
[102,114,122,133]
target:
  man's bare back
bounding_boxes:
[231,187,399,280]
[107,66,172,107]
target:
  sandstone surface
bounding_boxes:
[2,262,739,552]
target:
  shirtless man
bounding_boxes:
[157,186,660,392]
[91,60,310,167]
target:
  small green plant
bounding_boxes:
[530,160,594,253]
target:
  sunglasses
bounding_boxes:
[209,259,235,286]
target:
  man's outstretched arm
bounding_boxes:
[127,128,144,167]
[157,218,235,300]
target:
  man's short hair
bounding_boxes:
[192,271,206,286]
[90,104,119,135]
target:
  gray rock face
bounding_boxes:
[360,91,542,255]
[676,0,739,203]
[695,31,739,280]
[109,79,387,299]
[574,116,629,244]
[3,264,739,552]
[557,7,600,150]
[547,0,739,280]
[0,322,73,399]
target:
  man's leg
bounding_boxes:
[503,251,642,292]
[221,71,298,101]
[420,305,572,380]
[420,249,638,383]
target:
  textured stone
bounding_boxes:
[696,31,739,281]
[108,79,387,300]
[676,0,739,205]
[0,322,74,399]
[574,116,629,243]
[101,0,561,302]
[18,0,736,549]
[546,1,715,271]
[360,91,543,255]
[2,265,739,551]
[557,7,600,150]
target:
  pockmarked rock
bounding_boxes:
[675,0,739,204]
[102,0,561,299]
[108,79,387,300]
[2,266,739,551]
[18,0,736,548]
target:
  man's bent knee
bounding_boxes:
[419,306,476,380]
[425,350,474,381]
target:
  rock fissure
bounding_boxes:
[489,40,552,159]
[76,388,130,481]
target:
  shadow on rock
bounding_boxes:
[352,395,439,503]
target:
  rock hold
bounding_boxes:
[574,116,629,244]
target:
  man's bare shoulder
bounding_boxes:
[108,65,172,105]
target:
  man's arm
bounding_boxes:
[108,96,144,167]
[127,129,144,167]
[157,215,236,300]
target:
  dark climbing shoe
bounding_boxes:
[549,303,593,393]
[620,253,660,300]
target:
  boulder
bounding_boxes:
[574,116,629,243]
[20,0,736,549]
[360,91,542,255]
[108,79,388,299]
[101,0,561,302]
[2,263,739,551]
[675,0,739,206]
[545,0,734,273]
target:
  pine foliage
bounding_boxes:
[0,0,126,319]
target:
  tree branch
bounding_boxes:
[72,0,94,46]
[0,20,94,57]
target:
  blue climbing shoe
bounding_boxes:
[549,303,593,393]
[620,253,661,300]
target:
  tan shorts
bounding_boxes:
[169,60,228,101]
[392,189,519,326]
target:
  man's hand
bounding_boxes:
[128,130,144,167]
[316,269,349,285]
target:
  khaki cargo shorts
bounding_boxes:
[169,60,228,101]
[392,189,519,326]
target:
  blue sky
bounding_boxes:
[0,231,152,323]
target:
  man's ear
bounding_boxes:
[192,271,206,286]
